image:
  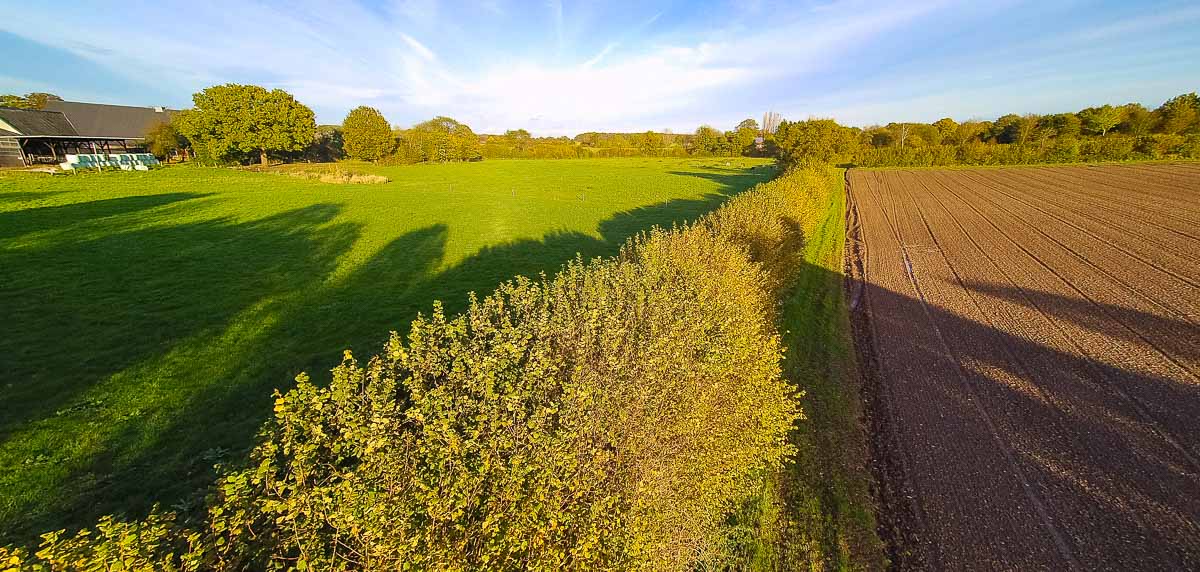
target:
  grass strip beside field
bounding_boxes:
[776,168,884,570]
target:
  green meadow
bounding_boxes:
[0,157,775,540]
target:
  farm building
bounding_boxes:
[0,101,175,167]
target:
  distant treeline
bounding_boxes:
[15,84,1194,168]
[773,92,1200,168]
[361,116,773,163]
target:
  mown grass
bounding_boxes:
[0,157,775,542]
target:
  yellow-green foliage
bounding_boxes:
[3,167,831,571]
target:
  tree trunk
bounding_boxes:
[260,149,268,166]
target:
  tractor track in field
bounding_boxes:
[1032,166,1200,218]
[961,169,1200,274]
[938,170,1200,376]
[1009,166,1200,229]
[943,169,1200,322]
[924,170,1200,391]
[849,164,1200,570]
[998,167,1200,246]
[972,168,1200,263]
[912,170,1200,471]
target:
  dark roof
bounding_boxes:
[43,101,175,139]
[0,107,79,136]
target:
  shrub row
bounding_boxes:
[855,134,1200,167]
[0,167,836,571]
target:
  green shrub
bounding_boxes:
[2,168,837,571]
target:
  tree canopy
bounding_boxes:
[176,84,315,165]
[396,116,482,162]
[774,119,859,166]
[0,92,62,109]
[342,106,395,161]
[143,121,186,159]
[1078,105,1122,136]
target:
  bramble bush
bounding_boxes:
[1,168,834,571]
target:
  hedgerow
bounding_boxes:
[853,134,1200,167]
[1,167,832,571]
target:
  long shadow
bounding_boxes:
[0,165,766,542]
[962,279,1199,366]
[0,202,353,437]
[0,190,70,205]
[853,270,1200,569]
[0,193,206,241]
[0,202,361,540]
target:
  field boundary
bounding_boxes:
[850,158,1200,172]
[845,169,918,570]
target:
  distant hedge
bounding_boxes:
[1,167,837,571]
[854,134,1200,167]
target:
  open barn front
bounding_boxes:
[10,136,139,167]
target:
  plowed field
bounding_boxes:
[847,164,1200,570]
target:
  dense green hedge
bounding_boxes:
[854,134,1200,167]
[1,168,835,571]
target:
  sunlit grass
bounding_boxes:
[0,157,775,541]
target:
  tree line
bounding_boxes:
[120,84,781,165]
[14,84,1194,168]
[770,92,1200,168]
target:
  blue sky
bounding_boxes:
[1,0,1197,135]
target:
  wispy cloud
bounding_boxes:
[401,34,437,62]
[0,0,1196,134]
[582,43,618,68]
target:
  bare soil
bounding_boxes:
[849,164,1200,570]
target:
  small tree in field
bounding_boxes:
[176,84,316,165]
[144,121,186,159]
[342,106,395,161]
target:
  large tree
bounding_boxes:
[342,106,395,161]
[1156,93,1199,135]
[1078,105,1122,136]
[932,117,958,144]
[144,121,186,159]
[691,125,722,155]
[404,116,481,162]
[1118,103,1156,136]
[1044,113,1082,139]
[176,84,316,165]
[504,129,533,153]
[635,130,662,155]
[733,119,760,153]
[773,118,859,166]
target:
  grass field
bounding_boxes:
[0,157,775,540]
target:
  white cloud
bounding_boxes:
[0,0,977,134]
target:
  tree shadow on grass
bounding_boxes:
[0,190,70,205]
[0,200,361,540]
[0,166,767,542]
[0,193,205,242]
